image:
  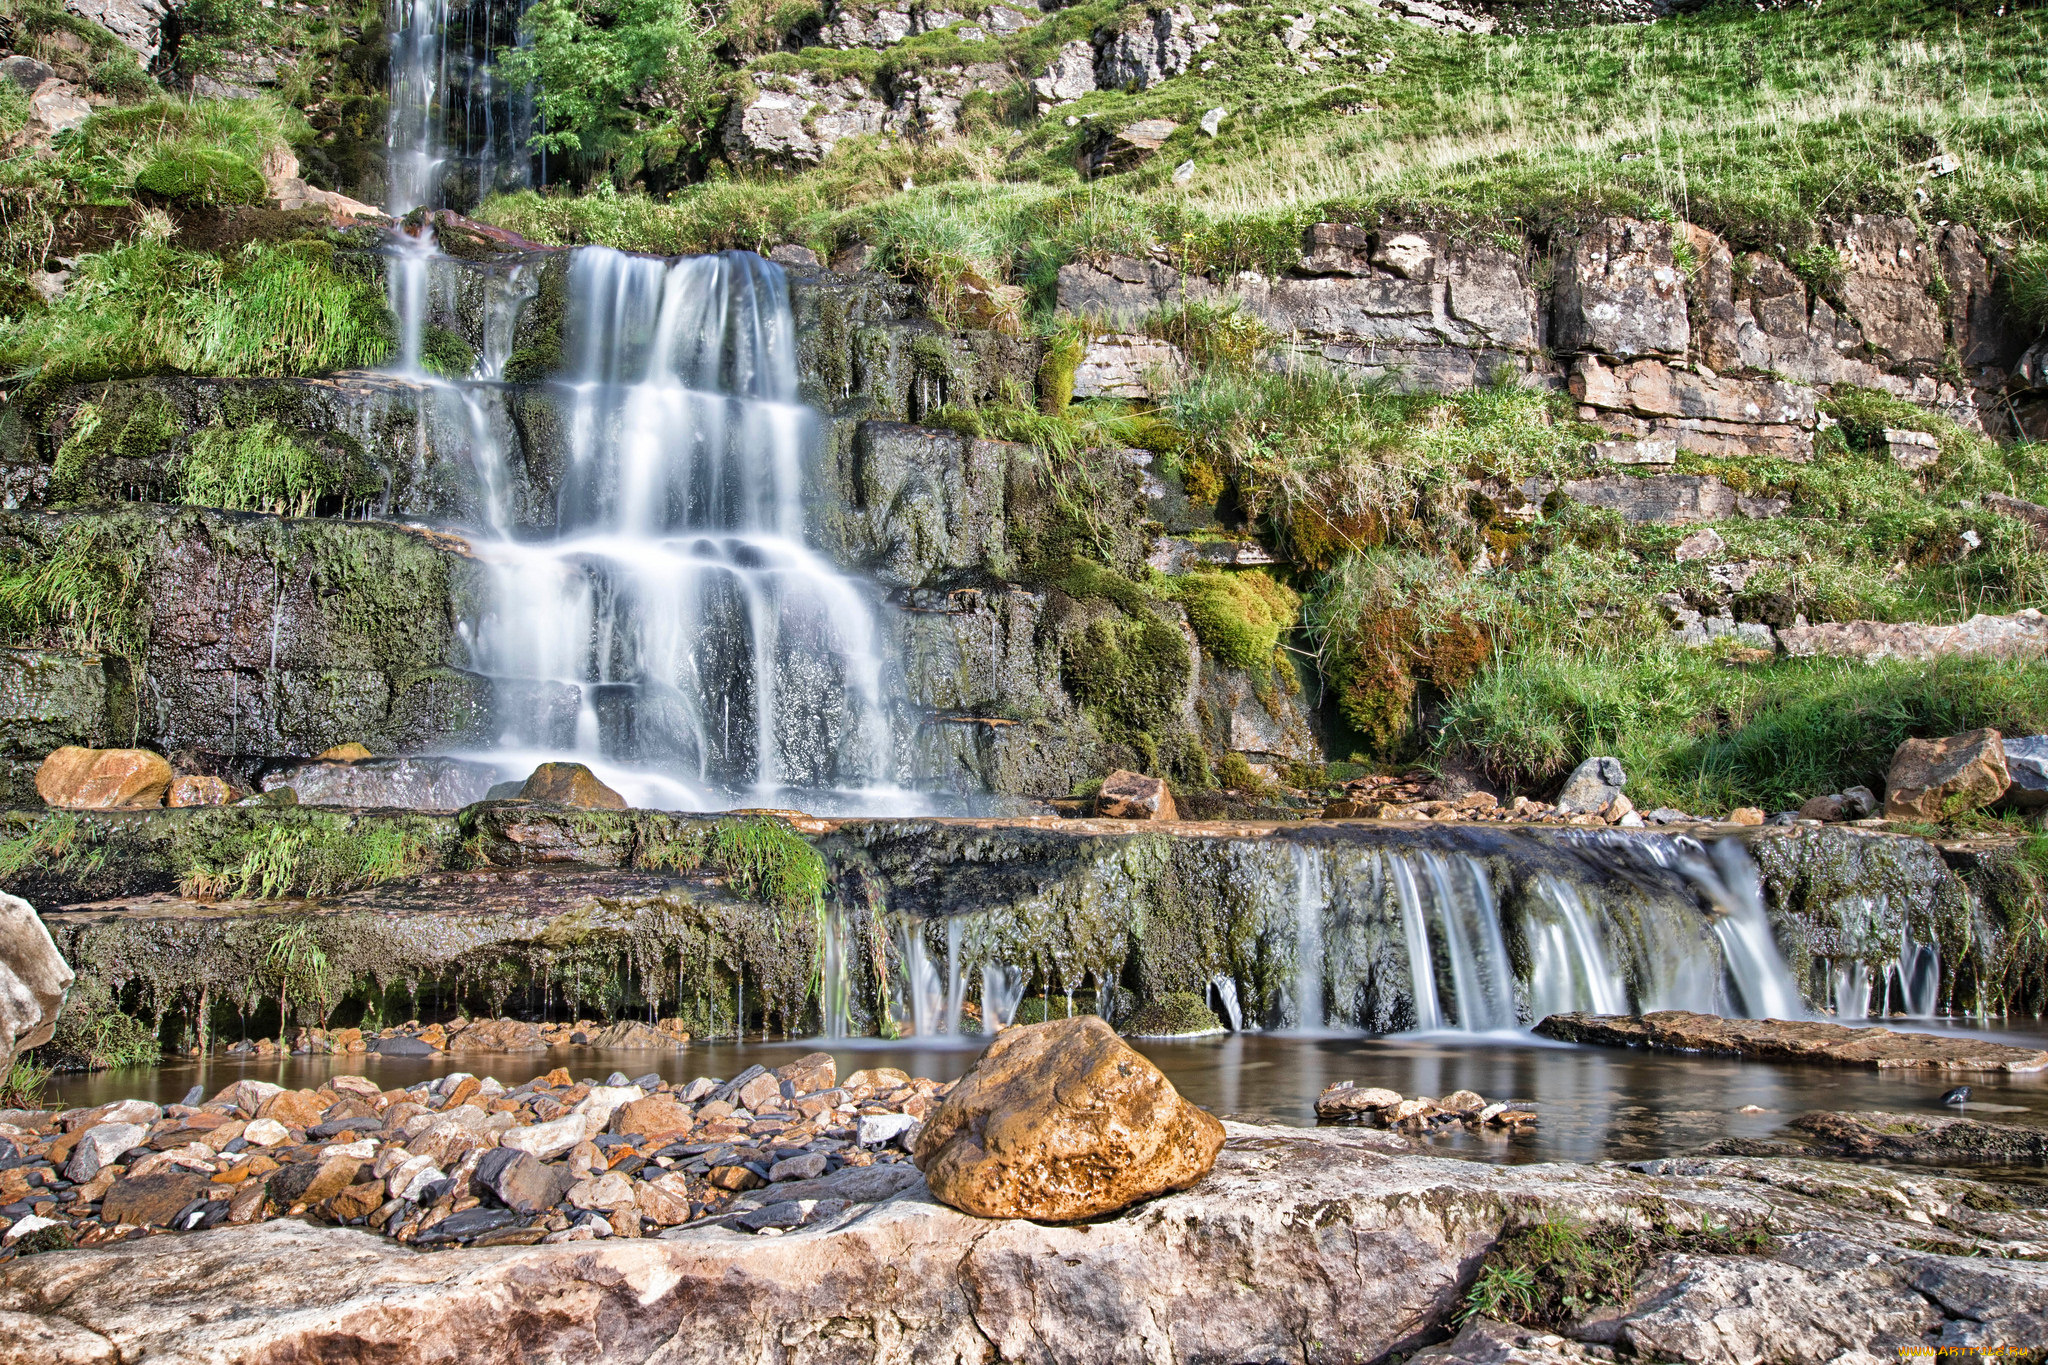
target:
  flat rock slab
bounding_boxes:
[4,1128,2046,1364]
[1788,1110,2048,1164]
[1535,1010,2048,1072]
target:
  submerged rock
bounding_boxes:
[1787,1110,2048,1163]
[911,1016,1225,1220]
[1535,1010,2048,1072]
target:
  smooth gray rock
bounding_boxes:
[1554,756,1626,814]
[2002,734,2048,806]
[259,756,504,810]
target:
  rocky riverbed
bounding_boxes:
[1,1119,2043,1364]
[0,1053,937,1258]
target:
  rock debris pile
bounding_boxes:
[0,1054,947,1257]
[1314,1082,1537,1133]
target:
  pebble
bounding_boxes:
[0,1050,949,1256]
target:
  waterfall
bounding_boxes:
[982,964,1024,1031]
[1524,874,1627,1017]
[892,921,945,1037]
[1833,959,1871,1021]
[944,918,967,1036]
[820,906,852,1040]
[1290,845,1325,1030]
[1688,840,1805,1020]
[1895,921,1940,1018]
[470,248,907,811]
[1210,974,1243,1032]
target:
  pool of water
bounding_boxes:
[44,1021,2048,1168]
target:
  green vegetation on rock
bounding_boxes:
[1123,990,1223,1036]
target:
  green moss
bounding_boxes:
[1037,331,1083,412]
[421,326,477,379]
[172,809,448,900]
[135,145,267,207]
[178,419,370,516]
[1465,1217,1774,1331]
[1159,568,1299,670]
[1124,990,1223,1035]
[50,387,182,501]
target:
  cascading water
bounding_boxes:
[1210,974,1243,1032]
[1524,874,1628,1018]
[892,921,946,1037]
[1289,845,1326,1030]
[470,248,905,811]
[981,964,1025,1031]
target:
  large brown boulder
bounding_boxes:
[33,746,172,808]
[1094,769,1177,820]
[519,761,628,810]
[1883,728,2009,820]
[0,892,73,1078]
[911,1015,1224,1221]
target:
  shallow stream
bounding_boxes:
[46,1021,2048,1168]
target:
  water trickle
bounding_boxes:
[944,918,967,1038]
[893,920,946,1038]
[1210,974,1243,1032]
[981,964,1024,1032]
[1690,840,1805,1020]
[1895,920,1941,1019]
[820,907,853,1040]
[1524,874,1628,1017]
[471,247,907,811]
[1833,958,1871,1021]
[1290,845,1325,1030]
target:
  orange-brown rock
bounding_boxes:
[775,1051,836,1095]
[911,1015,1224,1221]
[34,747,172,809]
[1883,728,2009,821]
[519,761,629,810]
[1094,769,1177,821]
[614,1095,693,1140]
[257,1090,327,1130]
[446,1018,544,1052]
[167,774,236,807]
[317,743,374,762]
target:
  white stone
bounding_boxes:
[500,1114,587,1161]
[243,1118,290,1147]
[1,1213,59,1243]
[1200,106,1227,136]
[64,1122,149,1183]
[857,1113,919,1147]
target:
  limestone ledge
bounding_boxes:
[1,1124,2043,1363]
[1535,1009,2048,1072]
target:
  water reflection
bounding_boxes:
[45,1024,2048,1168]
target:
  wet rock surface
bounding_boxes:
[0,893,71,1077]
[0,1125,2042,1363]
[1535,1010,2048,1072]
[1784,1109,2048,1164]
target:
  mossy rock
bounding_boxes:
[135,147,268,208]
[1123,991,1223,1037]
[1163,568,1299,670]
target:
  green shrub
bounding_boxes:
[1464,1217,1771,1330]
[87,55,156,101]
[2002,241,2048,333]
[135,145,267,207]
[1124,991,1223,1036]
[1161,568,1299,670]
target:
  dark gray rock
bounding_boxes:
[1552,218,1690,360]
[1554,756,1625,814]
[2000,734,2048,806]
[474,1148,573,1214]
[370,1037,439,1057]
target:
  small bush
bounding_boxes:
[1124,991,1223,1036]
[1464,1217,1772,1330]
[135,146,268,207]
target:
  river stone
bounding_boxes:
[0,892,72,1080]
[1786,1110,2048,1163]
[614,1095,692,1140]
[1094,769,1178,820]
[500,1114,587,1161]
[565,1171,637,1212]
[33,746,172,808]
[520,761,628,809]
[371,1036,439,1057]
[912,1015,1226,1221]
[1554,756,1626,814]
[1883,728,2008,820]
[775,1051,836,1095]
[65,1122,149,1182]
[473,1148,572,1214]
[1315,1084,1402,1118]
[101,1170,214,1227]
